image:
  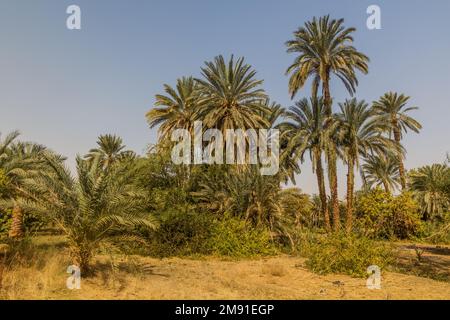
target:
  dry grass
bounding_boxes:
[1,236,450,300]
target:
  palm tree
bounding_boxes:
[279,97,332,230]
[336,99,394,232]
[146,76,200,142]
[1,155,157,273]
[373,92,422,190]
[408,164,450,220]
[285,15,369,231]
[0,132,50,239]
[193,166,288,235]
[85,134,135,169]
[260,99,301,184]
[196,55,269,132]
[285,15,369,103]
[361,154,401,194]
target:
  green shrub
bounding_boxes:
[146,211,277,258]
[356,189,422,239]
[209,215,277,257]
[305,233,394,277]
[148,211,214,257]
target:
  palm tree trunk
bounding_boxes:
[328,148,340,232]
[346,157,355,233]
[392,122,406,190]
[322,72,340,232]
[9,203,24,239]
[314,149,330,231]
[382,181,390,194]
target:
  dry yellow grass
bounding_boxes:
[1,236,449,300]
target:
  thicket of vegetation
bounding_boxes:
[1,16,449,279]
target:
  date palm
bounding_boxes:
[279,97,333,230]
[361,154,401,194]
[408,164,450,220]
[147,76,200,142]
[285,15,369,231]
[260,99,301,184]
[85,134,135,169]
[1,155,158,273]
[196,55,269,132]
[0,132,49,239]
[336,99,395,232]
[193,166,293,244]
[373,92,422,190]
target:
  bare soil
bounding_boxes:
[1,237,449,300]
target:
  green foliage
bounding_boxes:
[148,211,214,257]
[419,212,450,244]
[148,211,276,258]
[408,164,450,220]
[209,215,277,257]
[355,189,422,239]
[0,168,8,196]
[0,209,12,239]
[304,233,394,277]
[0,155,158,273]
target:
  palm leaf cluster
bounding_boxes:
[1,154,157,272]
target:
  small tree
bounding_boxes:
[0,155,158,274]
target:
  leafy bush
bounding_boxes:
[305,233,394,277]
[356,189,422,239]
[147,212,277,258]
[209,215,277,257]
[148,211,215,257]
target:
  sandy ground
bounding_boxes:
[3,254,450,300]
[1,236,449,300]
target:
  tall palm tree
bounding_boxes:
[147,76,200,142]
[336,99,394,232]
[373,92,422,190]
[285,15,369,231]
[361,154,401,194]
[279,97,333,230]
[196,55,269,132]
[85,134,135,169]
[1,155,157,273]
[408,164,449,220]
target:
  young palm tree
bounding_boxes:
[361,154,401,194]
[373,92,422,190]
[336,99,395,232]
[0,155,158,273]
[408,164,450,220]
[146,76,200,142]
[85,134,135,169]
[196,55,269,132]
[0,132,49,239]
[279,97,332,230]
[193,166,287,234]
[285,15,369,231]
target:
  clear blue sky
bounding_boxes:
[1,0,449,195]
